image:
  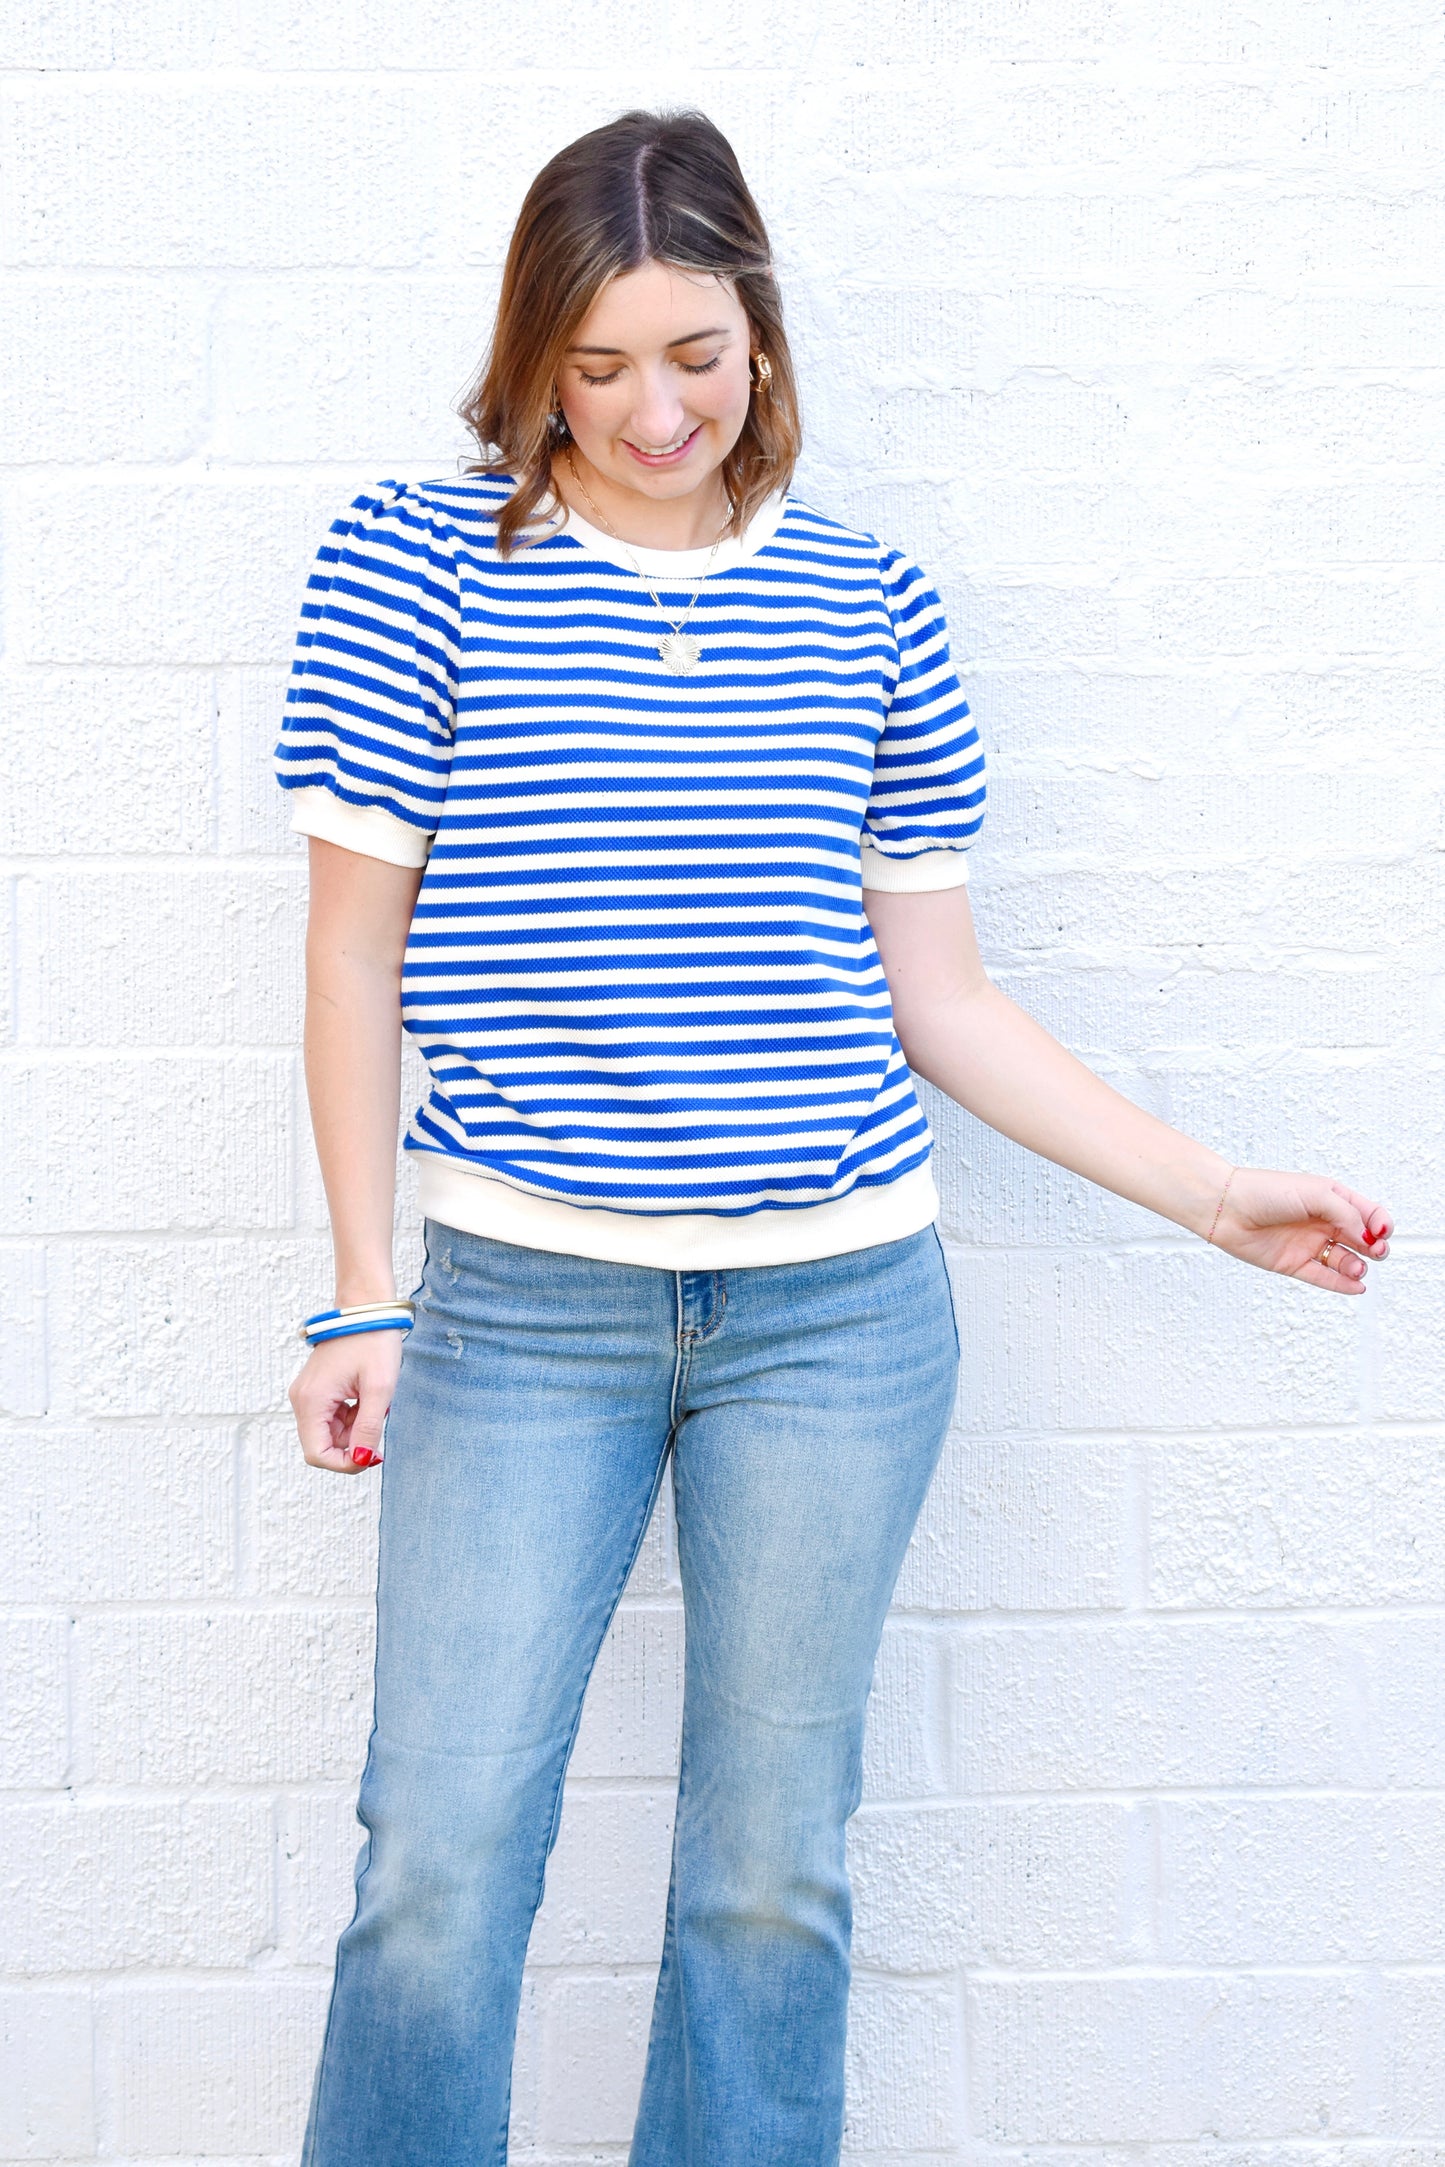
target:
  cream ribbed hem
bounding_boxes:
[289,788,432,867]
[859,842,971,891]
[414,1157,940,1269]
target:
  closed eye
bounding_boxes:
[578,354,725,388]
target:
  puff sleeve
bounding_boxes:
[274,482,461,868]
[860,550,985,892]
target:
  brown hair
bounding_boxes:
[458,108,801,557]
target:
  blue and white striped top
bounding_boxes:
[275,473,985,1268]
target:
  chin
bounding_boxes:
[611,459,718,497]
[629,466,717,496]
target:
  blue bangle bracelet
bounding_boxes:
[300,1302,416,1346]
[304,1317,414,1346]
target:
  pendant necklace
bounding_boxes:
[564,449,728,674]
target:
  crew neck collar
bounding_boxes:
[540,487,789,580]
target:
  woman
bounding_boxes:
[277,108,1393,2165]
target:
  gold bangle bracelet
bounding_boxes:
[1206,1166,1238,1245]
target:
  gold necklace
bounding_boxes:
[564,450,729,674]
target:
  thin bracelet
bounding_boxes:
[1205,1167,1238,1246]
[300,1302,416,1346]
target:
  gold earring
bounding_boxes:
[753,353,773,392]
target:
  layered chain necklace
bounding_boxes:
[564,449,729,674]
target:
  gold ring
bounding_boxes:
[1318,1240,1336,1268]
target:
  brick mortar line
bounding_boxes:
[7,1415,1439,1436]
[6,1404,1439,1427]
[7,1780,1445,1805]
[11,1960,1445,1989]
[8,1593,1445,1619]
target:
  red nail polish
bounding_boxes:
[352,1447,377,1468]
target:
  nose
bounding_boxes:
[627,368,688,450]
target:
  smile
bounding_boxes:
[621,426,701,468]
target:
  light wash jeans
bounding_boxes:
[301,1220,960,2167]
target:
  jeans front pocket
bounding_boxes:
[930,1223,961,1360]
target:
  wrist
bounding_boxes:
[334,1262,397,1307]
[1164,1144,1237,1240]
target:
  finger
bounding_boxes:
[1326,1183,1392,1251]
[295,1402,363,1472]
[1292,1261,1366,1295]
[1293,1236,1369,1295]
[344,1386,389,1472]
[321,1427,366,1471]
[1322,1182,1373,1246]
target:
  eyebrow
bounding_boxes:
[566,325,734,355]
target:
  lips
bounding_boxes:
[621,426,701,468]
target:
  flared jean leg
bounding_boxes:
[301,1231,678,2167]
[630,1230,960,2166]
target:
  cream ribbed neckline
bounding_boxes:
[541,486,789,581]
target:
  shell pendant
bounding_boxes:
[658,632,703,673]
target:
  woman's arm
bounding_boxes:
[289,837,425,1473]
[866,883,1394,1295]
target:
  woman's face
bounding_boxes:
[555,261,754,505]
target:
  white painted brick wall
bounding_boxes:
[1,1,1438,2156]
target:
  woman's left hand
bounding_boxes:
[1207,1167,1393,1294]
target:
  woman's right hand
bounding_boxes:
[288,1330,406,1474]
